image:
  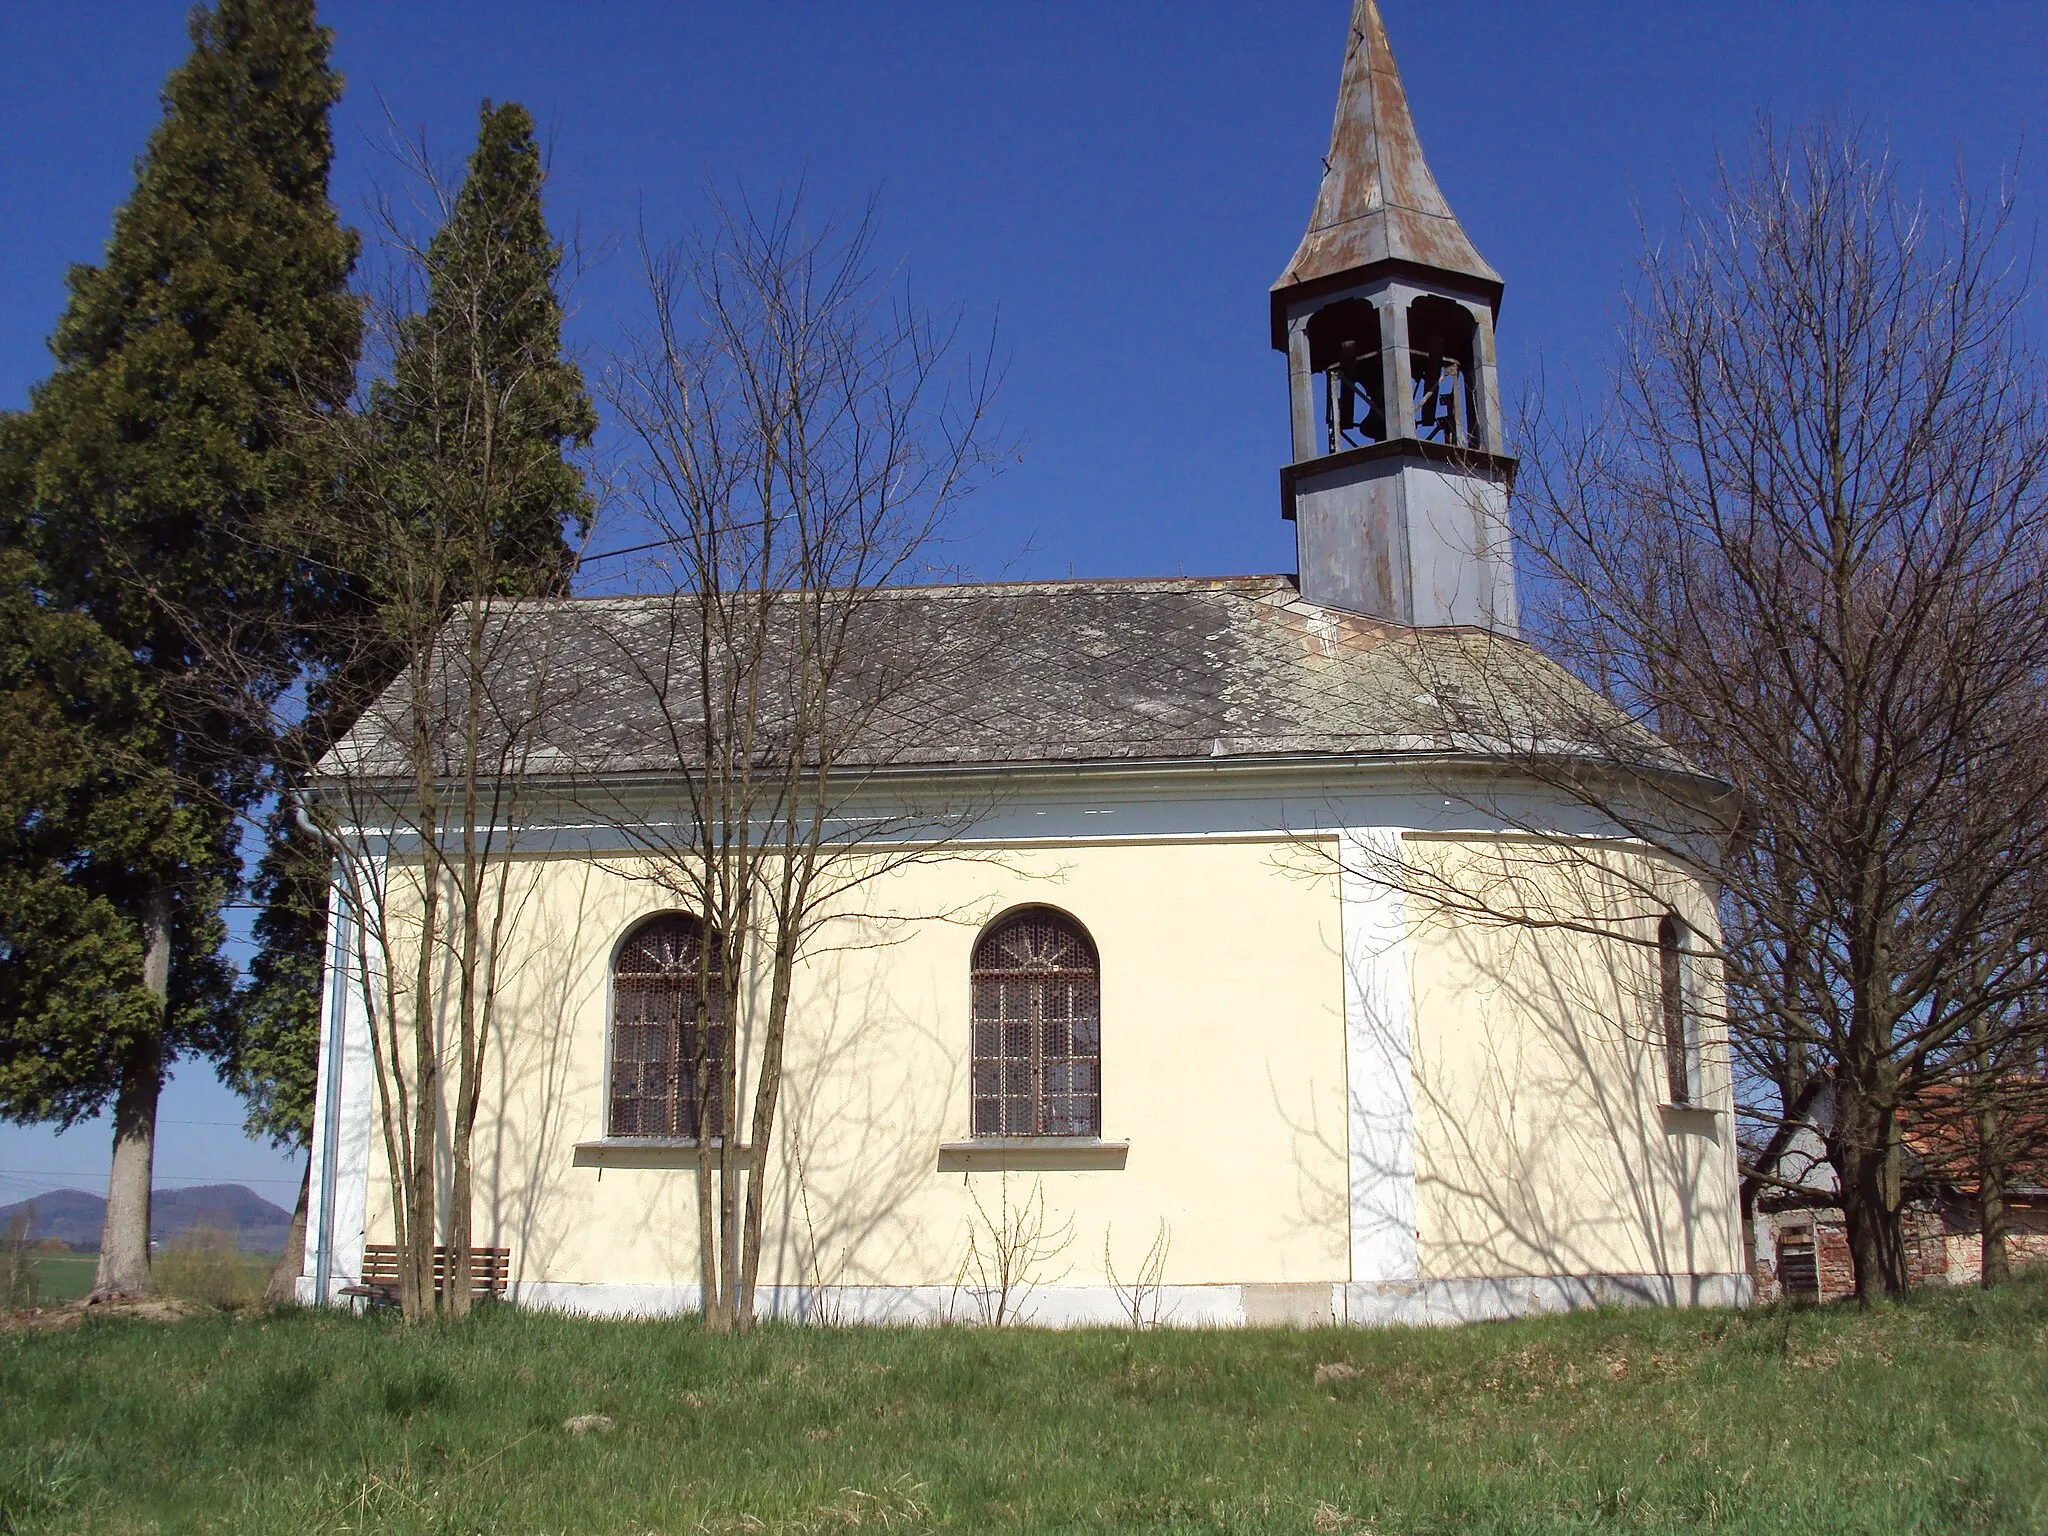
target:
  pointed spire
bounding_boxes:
[1273,0,1499,312]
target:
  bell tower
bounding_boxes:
[1273,0,1516,632]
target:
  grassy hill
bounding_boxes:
[3,1273,2044,1534]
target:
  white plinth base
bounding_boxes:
[424,1272,1756,1328]
[1340,1271,1754,1327]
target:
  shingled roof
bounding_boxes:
[319,574,1675,786]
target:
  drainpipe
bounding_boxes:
[297,799,352,1307]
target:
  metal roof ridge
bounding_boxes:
[512,572,1302,610]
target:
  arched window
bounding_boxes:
[609,913,724,1138]
[971,907,1101,1138]
[1658,913,1694,1105]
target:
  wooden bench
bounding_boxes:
[341,1245,511,1306]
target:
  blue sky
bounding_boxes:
[2,2,2043,1208]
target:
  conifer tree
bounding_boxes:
[373,99,598,591]
[3,0,359,1299]
[0,547,220,1139]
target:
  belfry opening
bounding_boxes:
[1308,299,1385,452]
[1406,295,1479,448]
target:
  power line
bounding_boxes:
[578,536,672,565]
[0,1169,301,1187]
[10,1117,275,1131]
[576,515,776,568]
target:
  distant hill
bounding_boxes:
[0,1184,295,1254]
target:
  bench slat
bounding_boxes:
[358,1244,510,1299]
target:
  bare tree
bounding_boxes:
[1105,1218,1171,1330]
[1382,122,2048,1301]
[588,191,1006,1331]
[956,1172,1075,1328]
[273,115,596,1322]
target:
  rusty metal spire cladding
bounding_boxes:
[1272,0,1499,341]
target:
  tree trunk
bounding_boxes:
[691,985,726,1331]
[405,1051,437,1321]
[717,1029,741,1332]
[404,874,441,1323]
[91,886,173,1302]
[265,1161,311,1307]
[1834,1082,1907,1301]
[736,939,797,1325]
[447,1118,473,1320]
[1977,1099,2011,1289]
[445,751,485,1321]
[694,1142,719,1328]
[445,951,475,1323]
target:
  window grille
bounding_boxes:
[609,913,724,1138]
[1658,913,1694,1105]
[971,907,1101,1138]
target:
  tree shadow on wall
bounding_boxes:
[1393,877,1735,1293]
[760,930,961,1315]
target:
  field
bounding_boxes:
[2,1273,2044,1534]
[24,1251,280,1307]
[20,1255,96,1306]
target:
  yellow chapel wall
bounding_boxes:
[351,822,1745,1305]
[1401,833,1744,1284]
[358,833,1356,1297]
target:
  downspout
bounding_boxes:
[298,799,352,1306]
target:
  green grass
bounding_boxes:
[24,1253,279,1306]
[23,1255,95,1305]
[3,1275,2046,1534]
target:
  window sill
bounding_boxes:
[1658,1102,1722,1132]
[936,1138,1129,1173]
[573,1138,757,1170]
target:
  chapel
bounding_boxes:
[298,0,1747,1324]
